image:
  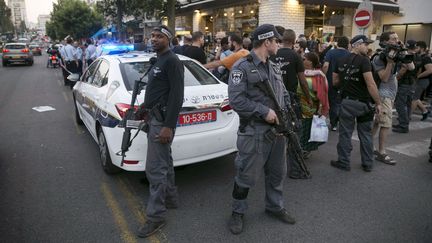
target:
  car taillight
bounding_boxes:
[21,49,29,53]
[220,98,232,112]
[2,49,9,53]
[115,103,139,118]
[123,160,139,165]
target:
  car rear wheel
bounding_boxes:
[98,128,121,174]
[73,96,84,125]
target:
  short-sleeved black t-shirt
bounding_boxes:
[399,53,421,85]
[335,53,372,102]
[420,54,432,79]
[271,48,305,93]
[183,45,207,64]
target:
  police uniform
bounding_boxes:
[228,25,294,234]
[141,26,184,224]
[63,42,78,85]
[85,44,96,66]
[74,46,83,76]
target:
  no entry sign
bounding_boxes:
[354,10,372,28]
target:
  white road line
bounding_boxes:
[387,139,430,158]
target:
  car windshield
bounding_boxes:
[121,60,220,91]
[6,44,26,49]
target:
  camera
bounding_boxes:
[380,42,413,64]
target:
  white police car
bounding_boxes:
[71,45,239,173]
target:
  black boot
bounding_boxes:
[228,212,244,234]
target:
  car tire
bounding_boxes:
[98,128,121,174]
[73,97,84,125]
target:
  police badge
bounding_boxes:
[231,70,243,85]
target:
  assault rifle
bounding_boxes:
[255,80,311,178]
[118,57,157,166]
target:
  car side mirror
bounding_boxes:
[67,73,80,82]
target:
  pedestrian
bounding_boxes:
[85,38,96,66]
[371,32,408,165]
[204,34,249,83]
[294,39,308,58]
[298,52,329,158]
[330,35,382,172]
[411,41,432,121]
[227,24,295,235]
[183,31,206,64]
[136,25,184,238]
[392,40,419,133]
[322,36,350,131]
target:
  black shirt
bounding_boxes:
[271,48,305,93]
[143,50,185,128]
[183,45,207,64]
[420,54,432,79]
[335,53,372,102]
[400,53,421,85]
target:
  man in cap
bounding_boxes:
[330,35,382,172]
[393,39,418,133]
[137,25,184,238]
[227,24,295,235]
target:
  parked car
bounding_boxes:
[29,43,42,55]
[70,47,239,173]
[2,43,33,66]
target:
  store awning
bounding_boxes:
[177,0,259,14]
[298,0,399,12]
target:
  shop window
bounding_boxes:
[305,4,351,40]
[383,24,432,46]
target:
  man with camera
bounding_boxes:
[371,32,414,165]
[330,35,382,172]
[393,40,418,133]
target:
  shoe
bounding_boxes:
[392,124,401,129]
[330,160,351,171]
[375,152,396,165]
[265,208,296,224]
[361,165,373,172]
[330,124,337,131]
[421,111,430,121]
[137,220,166,238]
[392,126,409,133]
[289,173,310,179]
[228,212,244,234]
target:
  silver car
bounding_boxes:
[2,43,34,66]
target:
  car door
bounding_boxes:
[84,59,110,139]
[76,60,100,133]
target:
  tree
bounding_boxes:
[0,0,14,34]
[47,0,103,40]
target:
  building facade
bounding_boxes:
[37,15,51,36]
[175,0,431,47]
[7,0,27,29]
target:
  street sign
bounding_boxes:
[354,10,372,28]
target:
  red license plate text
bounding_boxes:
[178,110,217,126]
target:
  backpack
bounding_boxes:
[370,50,386,88]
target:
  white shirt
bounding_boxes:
[85,44,96,60]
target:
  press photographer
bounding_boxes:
[371,32,414,165]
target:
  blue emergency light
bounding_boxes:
[102,44,134,54]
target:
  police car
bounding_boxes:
[70,45,239,173]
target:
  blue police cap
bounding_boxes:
[350,35,374,45]
[252,24,282,41]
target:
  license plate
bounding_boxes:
[178,110,217,127]
[11,56,20,59]
[51,60,57,64]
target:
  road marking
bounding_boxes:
[117,178,162,243]
[62,91,69,102]
[387,138,430,158]
[101,182,137,243]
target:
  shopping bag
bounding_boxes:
[308,115,328,142]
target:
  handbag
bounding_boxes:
[308,115,328,142]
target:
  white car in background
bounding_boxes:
[71,48,239,173]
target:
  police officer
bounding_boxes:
[227,24,295,235]
[85,38,96,67]
[73,41,83,77]
[63,37,77,86]
[330,35,382,172]
[137,25,184,238]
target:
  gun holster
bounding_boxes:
[150,104,166,122]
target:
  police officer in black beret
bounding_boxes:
[227,24,296,235]
[137,25,185,238]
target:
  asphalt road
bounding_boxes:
[0,55,431,243]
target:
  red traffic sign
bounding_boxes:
[354,10,372,28]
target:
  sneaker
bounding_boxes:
[265,208,296,224]
[137,220,166,238]
[361,165,373,172]
[228,212,244,234]
[421,111,430,121]
[330,160,351,171]
[392,126,409,133]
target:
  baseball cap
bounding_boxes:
[406,39,417,49]
[350,35,374,45]
[252,24,282,41]
[153,25,173,40]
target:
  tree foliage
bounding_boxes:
[46,0,103,40]
[0,0,14,33]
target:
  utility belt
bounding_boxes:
[147,103,167,123]
[343,96,375,123]
[239,117,269,133]
[343,95,372,104]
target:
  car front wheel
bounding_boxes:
[98,128,121,174]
